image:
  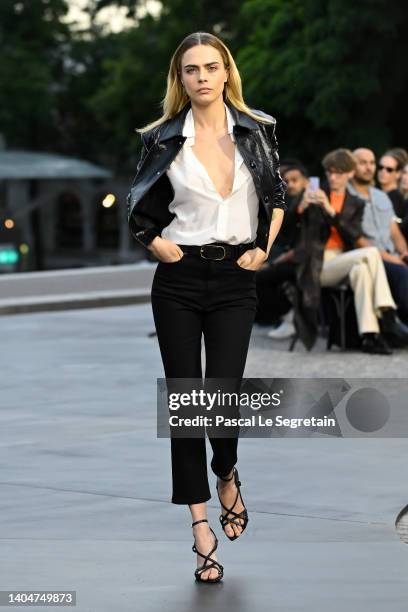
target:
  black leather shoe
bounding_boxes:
[361,333,393,355]
[379,309,408,347]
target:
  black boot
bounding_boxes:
[361,332,393,355]
[379,308,408,348]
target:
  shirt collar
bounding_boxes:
[347,181,373,202]
[182,102,236,146]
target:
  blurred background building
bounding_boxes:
[0,132,143,272]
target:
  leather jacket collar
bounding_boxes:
[156,99,261,143]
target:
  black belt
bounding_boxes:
[177,241,255,261]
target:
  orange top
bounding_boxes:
[325,192,345,250]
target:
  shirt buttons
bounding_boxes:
[250,161,257,168]
[264,195,269,203]
[156,170,161,174]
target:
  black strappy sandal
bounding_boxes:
[216,466,249,541]
[191,518,224,583]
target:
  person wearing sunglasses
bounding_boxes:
[348,148,408,330]
[401,163,408,201]
[377,152,407,222]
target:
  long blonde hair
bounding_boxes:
[136,31,273,134]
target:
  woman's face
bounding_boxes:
[377,155,401,189]
[179,45,228,105]
[401,164,408,192]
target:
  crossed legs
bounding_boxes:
[320,246,396,334]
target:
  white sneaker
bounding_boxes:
[266,320,296,340]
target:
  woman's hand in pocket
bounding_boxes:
[148,237,184,263]
[236,247,267,271]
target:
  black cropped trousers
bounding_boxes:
[151,248,257,504]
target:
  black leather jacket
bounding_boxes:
[293,189,367,350]
[126,99,287,252]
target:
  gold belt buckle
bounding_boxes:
[200,244,226,261]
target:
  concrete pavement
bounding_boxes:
[1,304,407,611]
[0,263,155,314]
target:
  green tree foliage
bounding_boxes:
[0,0,70,148]
[238,0,408,168]
[1,0,407,174]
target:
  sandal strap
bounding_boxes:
[192,518,208,527]
[192,526,218,559]
[217,482,241,516]
[192,526,223,576]
[218,474,234,482]
[218,488,240,514]
[218,466,236,482]
[220,510,248,527]
[195,559,224,578]
[216,467,248,529]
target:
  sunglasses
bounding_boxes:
[378,164,397,173]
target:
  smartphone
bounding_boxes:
[309,176,320,192]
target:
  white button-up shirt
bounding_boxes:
[161,102,259,245]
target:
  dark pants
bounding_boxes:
[151,250,257,504]
[384,260,408,324]
[400,217,408,244]
[255,260,297,325]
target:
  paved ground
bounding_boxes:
[1,303,408,611]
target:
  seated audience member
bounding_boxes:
[376,150,408,221]
[400,162,408,201]
[265,159,308,262]
[398,161,408,241]
[348,148,408,325]
[298,148,408,354]
[254,160,308,337]
[389,148,408,172]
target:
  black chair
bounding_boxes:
[322,282,351,350]
[288,298,328,352]
[321,283,361,351]
[288,281,360,351]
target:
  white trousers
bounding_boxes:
[319,246,396,334]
